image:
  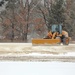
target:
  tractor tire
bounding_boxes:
[63,37,69,45]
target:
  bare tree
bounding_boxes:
[4,0,18,41]
[15,0,33,41]
[38,0,65,31]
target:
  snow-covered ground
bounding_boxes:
[0,43,75,56]
[0,43,75,61]
[0,62,75,75]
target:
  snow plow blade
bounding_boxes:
[32,39,61,45]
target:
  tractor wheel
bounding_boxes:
[63,37,69,45]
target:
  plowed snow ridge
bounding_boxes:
[0,43,75,57]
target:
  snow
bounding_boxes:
[25,52,75,56]
[0,43,75,57]
[0,62,75,75]
[1,52,75,57]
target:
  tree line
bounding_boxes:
[0,0,75,42]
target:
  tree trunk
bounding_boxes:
[23,1,30,42]
[11,23,14,42]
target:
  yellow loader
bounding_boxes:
[32,24,71,45]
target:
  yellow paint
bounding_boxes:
[32,39,61,45]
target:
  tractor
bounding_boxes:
[32,24,71,45]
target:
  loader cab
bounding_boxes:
[51,24,62,34]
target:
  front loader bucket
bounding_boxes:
[32,39,61,45]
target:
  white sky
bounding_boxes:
[0,62,75,75]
